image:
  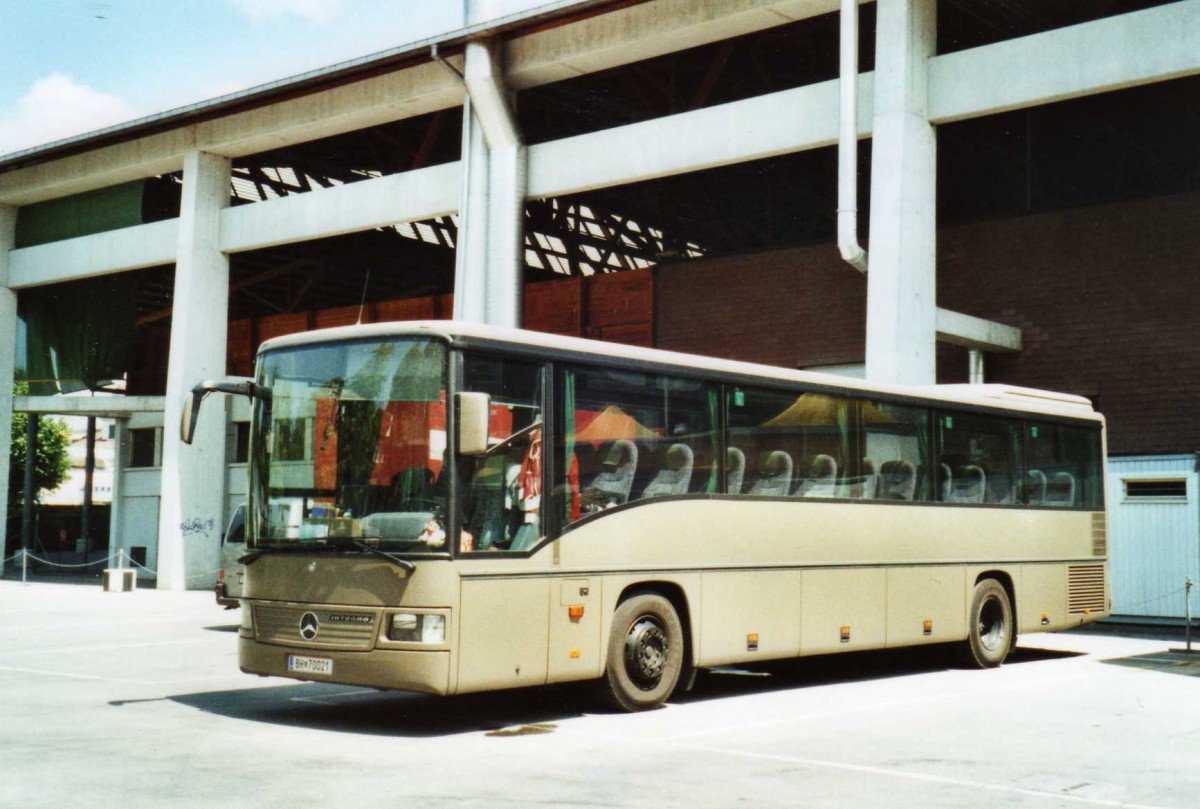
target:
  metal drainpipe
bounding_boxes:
[463,38,526,329]
[838,0,869,273]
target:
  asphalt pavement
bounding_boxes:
[2,579,1198,808]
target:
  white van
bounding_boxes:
[215,505,246,608]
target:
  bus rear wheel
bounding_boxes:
[962,578,1013,668]
[603,593,684,712]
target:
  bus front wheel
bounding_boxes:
[962,578,1013,668]
[603,593,684,712]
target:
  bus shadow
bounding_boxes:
[165,680,589,739]
[161,645,1083,736]
[674,644,1084,705]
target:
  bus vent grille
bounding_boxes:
[1091,513,1108,557]
[254,605,378,650]
[1068,564,1106,615]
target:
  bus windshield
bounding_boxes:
[249,337,449,553]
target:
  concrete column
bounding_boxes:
[865,0,937,384]
[453,96,490,323]
[0,204,16,572]
[484,141,526,328]
[157,151,231,590]
[107,418,127,568]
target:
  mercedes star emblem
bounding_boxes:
[299,612,319,641]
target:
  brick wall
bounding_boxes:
[657,191,1200,456]
[938,191,1200,455]
[656,244,866,370]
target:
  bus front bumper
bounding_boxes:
[238,636,451,695]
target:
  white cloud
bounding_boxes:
[0,73,140,156]
[225,0,347,22]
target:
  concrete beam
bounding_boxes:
[529,75,872,197]
[0,61,463,207]
[14,396,167,416]
[935,307,1022,353]
[0,0,826,206]
[194,60,463,158]
[7,219,178,288]
[509,0,841,88]
[219,162,460,254]
[930,0,1200,123]
[0,133,193,207]
[4,0,1194,210]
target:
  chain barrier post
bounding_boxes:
[1187,578,1194,653]
[21,547,27,584]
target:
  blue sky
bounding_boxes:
[0,0,475,156]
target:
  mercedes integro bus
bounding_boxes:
[181,321,1108,711]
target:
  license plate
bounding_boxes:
[288,655,333,675]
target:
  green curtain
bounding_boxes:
[916,412,933,502]
[20,274,138,395]
[562,369,576,523]
[707,388,720,493]
[836,397,852,475]
[15,181,151,395]
[1010,422,1026,504]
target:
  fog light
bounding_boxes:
[421,614,446,644]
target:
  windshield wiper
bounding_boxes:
[238,542,317,565]
[327,537,417,573]
[240,539,417,572]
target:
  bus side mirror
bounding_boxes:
[180,377,268,445]
[180,390,202,445]
[457,392,491,456]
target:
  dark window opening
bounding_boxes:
[128,428,158,468]
[1124,479,1187,500]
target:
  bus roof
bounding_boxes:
[259,320,1101,422]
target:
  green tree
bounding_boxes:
[7,379,73,554]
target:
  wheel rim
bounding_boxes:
[624,616,669,690]
[978,595,1007,652]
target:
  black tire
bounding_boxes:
[602,593,685,712]
[962,578,1013,668]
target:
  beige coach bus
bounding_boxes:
[182,321,1108,711]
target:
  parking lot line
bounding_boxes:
[665,741,1171,809]
[0,637,223,659]
[0,663,160,685]
[664,670,1077,742]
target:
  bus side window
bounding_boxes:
[558,366,719,525]
[937,412,1022,505]
[1026,421,1103,508]
[459,354,543,553]
[862,401,929,502]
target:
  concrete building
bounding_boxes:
[1,0,1198,618]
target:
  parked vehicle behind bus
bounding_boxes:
[215,504,246,609]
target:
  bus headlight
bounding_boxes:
[390,613,446,644]
[239,602,253,635]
